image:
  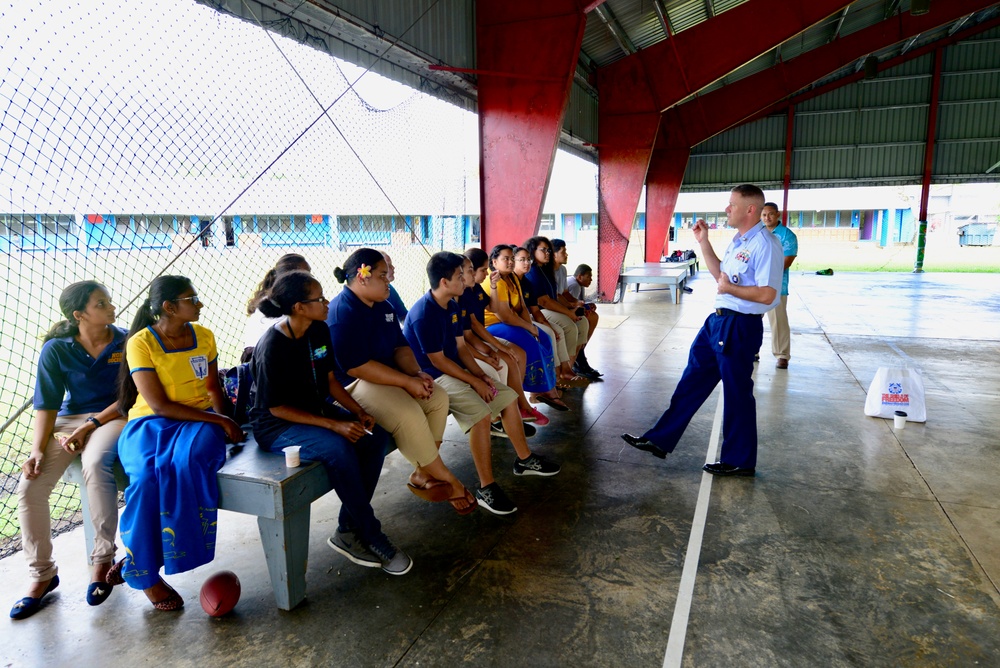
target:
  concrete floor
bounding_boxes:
[1,271,998,667]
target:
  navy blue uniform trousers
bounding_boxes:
[643,311,763,469]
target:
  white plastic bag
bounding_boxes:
[864,366,926,422]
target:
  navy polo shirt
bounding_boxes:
[524,265,557,302]
[458,285,487,332]
[326,287,408,387]
[518,275,539,309]
[33,326,127,415]
[386,284,408,321]
[402,291,462,379]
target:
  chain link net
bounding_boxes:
[0,0,483,559]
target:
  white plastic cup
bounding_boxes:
[284,446,301,468]
[893,411,907,430]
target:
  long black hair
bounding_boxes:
[247,253,310,314]
[43,281,106,342]
[257,271,319,318]
[333,247,385,285]
[117,275,195,413]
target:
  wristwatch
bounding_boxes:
[86,416,102,429]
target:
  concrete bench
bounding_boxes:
[618,260,696,304]
[63,433,337,611]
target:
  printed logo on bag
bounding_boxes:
[882,381,909,406]
[189,355,209,379]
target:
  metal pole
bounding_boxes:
[915,48,943,273]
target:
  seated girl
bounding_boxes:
[250,270,411,575]
[110,276,245,610]
[243,253,311,360]
[459,251,548,426]
[326,248,476,515]
[480,245,567,412]
[11,282,127,620]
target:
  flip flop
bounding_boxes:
[534,394,570,412]
[448,487,478,516]
[10,576,60,620]
[406,478,453,503]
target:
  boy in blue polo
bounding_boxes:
[403,252,560,515]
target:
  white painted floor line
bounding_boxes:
[662,390,725,668]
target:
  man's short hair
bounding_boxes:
[763,202,779,211]
[426,251,465,289]
[574,263,592,277]
[732,184,766,210]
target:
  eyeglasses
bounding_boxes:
[537,248,552,254]
[175,295,202,306]
[300,296,328,304]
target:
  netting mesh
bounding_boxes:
[0,0,484,558]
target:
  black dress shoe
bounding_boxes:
[620,433,666,459]
[702,462,755,477]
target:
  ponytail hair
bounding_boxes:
[333,247,385,285]
[247,253,310,314]
[117,275,194,414]
[43,281,105,342]
[257,271,319,318]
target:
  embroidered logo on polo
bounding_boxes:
[385,313,395,323]
[108,351,123,364]
[451,314,458,324]
[189,355,209,379]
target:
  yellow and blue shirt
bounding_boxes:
[127,323,217,419]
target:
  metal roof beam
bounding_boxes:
[830,6,850,42]
[949,14,974,35]
[703,0,716,19]
[884,0,902,19]
[652,0,673,37]
[663,0,1000,149]
[593,4,637,56]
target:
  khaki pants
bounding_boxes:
[18,413,125,581]
[541,310,588,359]
[536,322,567,364]
[766,295,791,360]
[434,375,518,433]
[475,358,509,385]
[346,379,448,467]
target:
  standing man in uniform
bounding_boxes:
[761,202,798,369]
[621,184,783,477]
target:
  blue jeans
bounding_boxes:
[262,409,390,545]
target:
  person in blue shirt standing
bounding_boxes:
[761,202,798,369]
[621,184,783,477]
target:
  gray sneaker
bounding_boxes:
[327,530,379,568]
[512,453,561,477]
[365,535,413,576]
[475,482,517,515]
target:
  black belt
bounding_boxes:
[715,308,763,319]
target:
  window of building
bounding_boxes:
[539,214,556,232]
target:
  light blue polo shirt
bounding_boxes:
[714,222,784,315]
[770,224,799,296]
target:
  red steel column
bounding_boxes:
[644,147,690,262]
[782,105,794,217]
[477,1,590,251]
[914,47,943,273]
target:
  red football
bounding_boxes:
[199,570,241,617]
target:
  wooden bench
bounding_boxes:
[617,259,697,304]
[63,434,338,611]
